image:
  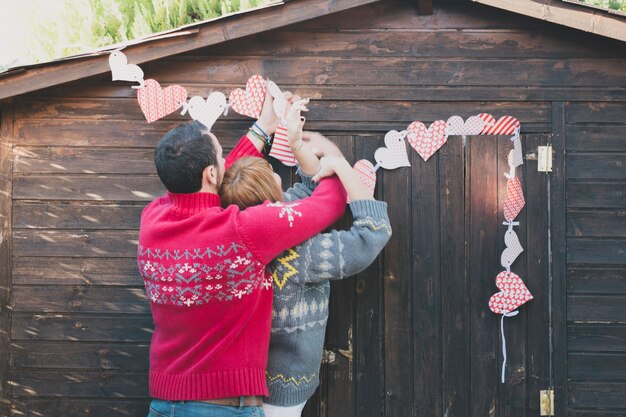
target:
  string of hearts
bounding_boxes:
[110,55,533,383]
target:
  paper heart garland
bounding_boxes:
[182,92,227,130]
[374,130,411,170]
[137,80,188,123]
[478,114,521,135]
[501,228,524,269]
[446,115,485,137]
[406,120,448,161]
[229,75,266,119]
[109,51,145,88]
[503,177,525,221]
[268,125,297,166]
[267,80,288,122]
[489,271,533,314]
[348,159,377,203]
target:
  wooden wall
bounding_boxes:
[2,1,626,416]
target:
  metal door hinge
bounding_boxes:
[540,389,555,416]
[538,145,553,172]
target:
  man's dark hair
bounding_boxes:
[154,121,218,193]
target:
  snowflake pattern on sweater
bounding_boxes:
[139,243,271,307]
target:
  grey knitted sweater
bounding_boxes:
[265,171,392,406]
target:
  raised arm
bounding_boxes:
[313,155,373,202]
[236,175,347,265]
[269,199,391,285]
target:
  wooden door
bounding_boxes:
[305,132,553,417]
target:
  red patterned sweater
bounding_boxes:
[138,135,347,400]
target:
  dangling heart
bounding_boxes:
[183,92,227,130]
[374,130,411,170]
[268,125,297,166]
[501,228,524,269]
[508,136,524,170]
[406,120,448,161]
[137,79,188,123]
[503,177,525,221]
[229,75,266,119]
[489,271,533,314]
[348,159,377,203]
[478,114,520,135]
[109,50,145,87]
[267,80,288,122]
[445,115,485,137]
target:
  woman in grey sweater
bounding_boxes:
[219,100,391,417]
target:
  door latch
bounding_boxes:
[538,145,553,172]
[540,389,554,416]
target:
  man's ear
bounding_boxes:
[203,165,219,187]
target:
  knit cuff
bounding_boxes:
[295,167,318,192]
[348,199,388,220]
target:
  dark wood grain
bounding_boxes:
[568,324,626,352]
[567,211,626,238]
[567,239,626,265]
[568,268,626,294]
[568,295,626,322]
[13,230,138,257]
[566,102,626,124]
[567,154,626,180]
[568,382,626,409]
[567,126,626,152]
[569,353,626,381]
[10,399,151,417]
[567,183,626,209]
[13,203,144,230]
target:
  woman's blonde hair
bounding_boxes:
[220,157,283,209]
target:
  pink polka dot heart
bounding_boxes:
[406,120,448,161]
[348,159,377,203]
[488,271,533,314]
[229,75,267,119]
[137,79,188,124]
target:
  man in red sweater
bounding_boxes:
[138,91,347,417]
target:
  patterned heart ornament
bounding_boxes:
[478,114,521,135]
[229,75,266,119]
[348,159,377,203]
[501,228,524,269]
[489,271,533,314]
[374,130,411,170]
[109,50,145,87]
[406,120,448,161]
[268,125,297,166]
[183,92,227,131]
[503,177,525,221]
[446,115,485,137]
[137,79,188,123]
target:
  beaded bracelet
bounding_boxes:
[248,127,272,153]
[253,122,272,144]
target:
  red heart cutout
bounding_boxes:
[229,75,266,119]
[503,177,525,221]
[137,79,188,123]
[406,120,447,161]
[478,113,520,135]
[489,271,533,314]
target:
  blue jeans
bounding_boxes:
[148,399,266,417]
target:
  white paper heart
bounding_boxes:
[446,115,485,136]
[267,80,288,122]
[508,136,523,169]
[374,130,411,170]
[501,229,524,269]
[348,159,376,203]
[182,92,227,131]
[109,51,145,88]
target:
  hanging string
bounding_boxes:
[500,310,519,383]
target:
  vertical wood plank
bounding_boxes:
[524,134,552,416]
[0,100,14,417]
[468,134,499,417]
[552,102,568,417]
[440,136,469,417]
[412,137,442,416]
[382,135,413,417]
[498,135,528,417]
[324,136,356,417]
[355,136,384,417]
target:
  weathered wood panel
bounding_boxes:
[13,203,143,230]
[13,257,139,285]
[11,341,149,370]
[12,286,148,314]
[567,126,626,152]
[566,102,626,123]
[12,314,153,342]
[11,371,148,397]
[567,154,626,180]
[568,295,626,322]
[13,230,138,257]
[567,239,626,265]
[567,211,626,238]
[567,183,626,209]
[568,324,626,352]
[568,382,626,409]
[568,268,626,294]
[10,399,150,417]
[569,353,626,381]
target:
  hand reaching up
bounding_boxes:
[286,98,309,145]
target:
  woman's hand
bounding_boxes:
[286,98,310,146]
